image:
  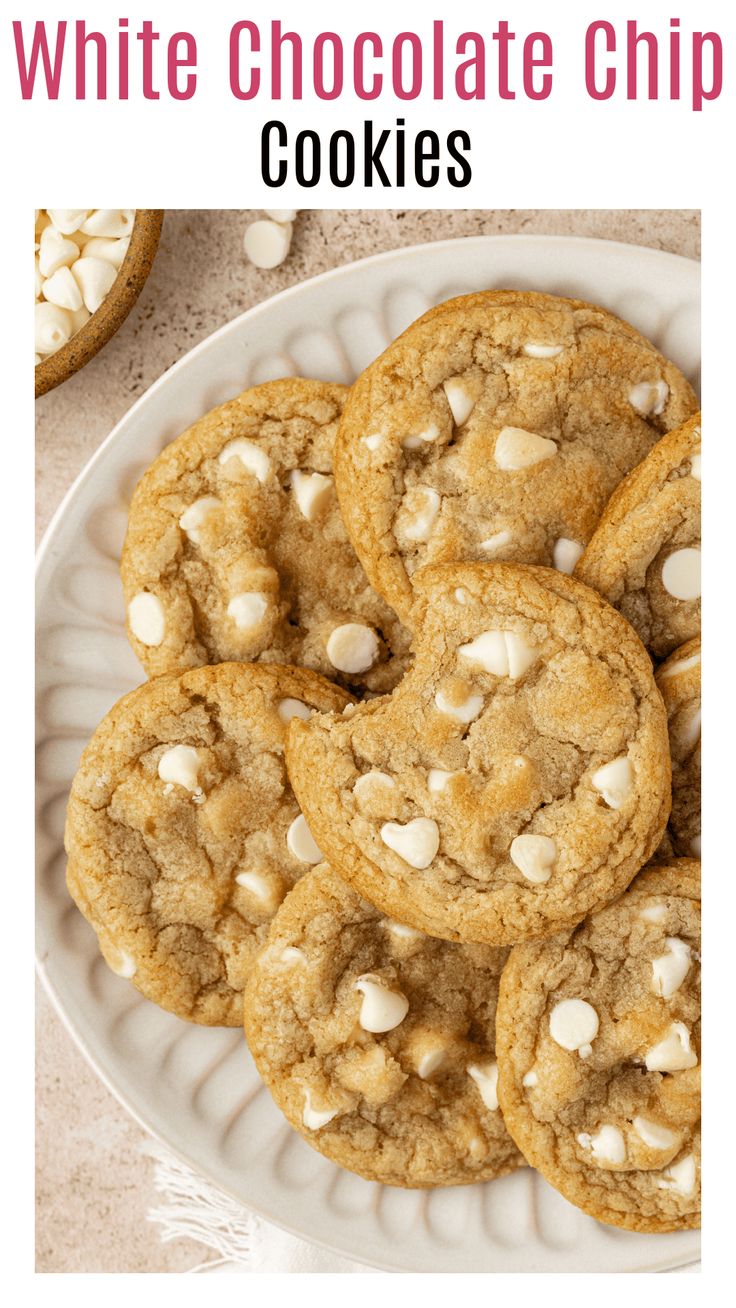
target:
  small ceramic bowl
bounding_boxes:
[35,209,164,399]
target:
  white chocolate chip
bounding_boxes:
[82,235,130,269]
[458,629,539,680]
[661,548,701,601]
[549,998,599,1052]
[657,1154,696,1197]
[158,745,202,794]
[633,1116,680,1151]
[80,209,135,238]
[234,870,282,912]
[280,946,304,965]
[108,949,137,979]
[46,208,90,234]
[353,771,396,801]
[651,939,692,999]
[277,698,313,724]
[553,537,584,574]
[523,342,563,359]
[467,1061,499,1111]
[480,530,512,553]
[354,974,409,1033]
[71,256,117,313]
[427,768,458,794]
[577,1124,626,1165]
[578,1043,593,1059]
[385,920,422,941]
[405,1031,450,1080]
[380,818,439,870]
[326,623,378,674]
[400,487,441,541]
[402,422,440,451]
[629,380,669,416]
[645,1022,698,1072]
[128,592,165,646]
[227,592,268,630]
[218,437,271,483]
[243,218,292,269]
[286,814,323,865]
[522,1069,539,1087]
[443,377,476,426]
[362,433,382,452]
[495,426,557,470]
[265,208,298,223]
[659,651,701,680]
[591,757,633,809]
[178,496,220,545]
[42,265,83,312]
[290,470,333,521]
[454,588,469,604]
[434,687,484,723]
[35,302,73,355]
[302,1088,338,1131]
[690,450,701,481]
[38,225,79,277]
[640,901,668,925]
[680,705,702,752]
[510,834,557,884]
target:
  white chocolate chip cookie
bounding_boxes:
[285,563,671,944]
[121,379,410,693]
[656,638,701,858]
[65,664,351,1024]
[576,414,701,658]
[334,291,698,622]
[496,860,700,1232]
[243,864,523,1187]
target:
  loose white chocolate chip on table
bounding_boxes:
[35,302,73,355]
[443,377,476,426]
[651,938,692,998]
[523,342,563,358]
[178,496,220,545]
[690,450,701,480]
[577,1125,626,1166]
[458,629,539,679]
[326,623,379,674]
[128,592,165,646]
[42,265,83,312]
[302,1089,339,1131]
[629,379,669,416]
[658,1154,696,1197]
[353,771,396,800]
[234,870,283,912]
[402,422,440,451]
[243,218,293,269]
[633,1116,680,1151]
[591,757,633,809]
[645,1022,698,1072]
[290,470,333,521]
[400,487,441,541]
[640,901,668,925]
[227,592,269,630]
[494,426,557,470]
[553,537,584,574]
[467,1061,499,1112]
[108,949,137,979]
[549,998,600,1052]
[480,530,512,553]
[434,687,484,723]
[277,698,313,724]
[354,974,409,1033]
[661,548,701,601]
[427,768,458,794]
[71,256,117,313]
[157,745,202,794]
[218,437,271,483]
[380,817,440,869]
[286,813,323,865]
[510,833,557,884]
[385,920,423,941]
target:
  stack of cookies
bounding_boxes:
[65,290,701,1235]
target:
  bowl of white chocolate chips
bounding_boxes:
[35,208,164,398]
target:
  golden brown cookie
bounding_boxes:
[656,639,701,859]
[335,291,698,622]
[65,663,351,1025]
[496,860,700,1233]
[121,378,410,693]
[286,563,671,945]
[243,863,523,1187]
[575,414,701,658]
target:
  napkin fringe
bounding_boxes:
[145,1142,254,1268]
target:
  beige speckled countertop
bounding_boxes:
[36,209,700,1272]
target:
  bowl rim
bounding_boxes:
[35,208,164,399]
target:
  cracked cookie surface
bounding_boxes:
[65,663,351,1025]
[286,563,671,945]
[335,291,698,622]
[496,860,700,1232]
[121,378,410,694]
[656,639,701,859]
[243,863,523,1187]
[575,414,701,658]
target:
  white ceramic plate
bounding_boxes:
[36,235,701,1273]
